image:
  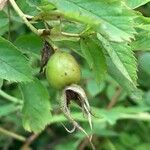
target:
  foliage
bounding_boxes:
[0,0,150,149]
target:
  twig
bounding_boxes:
[78,137,89,150]
[106,87,122,110]
[0,127,26,142]
[9,0,39,35]
[9,0,60,51]
[21,133,39,150]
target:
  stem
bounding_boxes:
[9,0,39,35]
[106,87,122,110]
[0,89,23,104]
[121,112,150,121]
[9,0,57,49]
[21,133,39,149]
[61,32,80,37]
[0,127,26,142]
[9,0,80,39]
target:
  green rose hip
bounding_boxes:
[46,51,81,89]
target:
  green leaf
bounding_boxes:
[26,0,43,6]
[0,104,19,117]
[107,57,142,101]
[26,0,56,11]
[0,37,33,82]
[132,16,150,51]
[0,78,3,88]
[131,32,150,51]
[48,0,136,42]
[50,106,150,125]
[55,40,83,57]
[0,11,9,36]
[139,52,150,75]
[87,80,105,97]
[21,78,52,133]
[82,68,106,97]
[61,21,85,34]
[125,0,150,9]
[135,16,150,32]
[92,106,150,124]
[97,33,137,85]
[16,0,39,15]
[14,34,43,56]
[107,58,136,94]
[80,37,107,83]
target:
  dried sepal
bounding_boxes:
[65,84,92,129]
[60,84,95,150]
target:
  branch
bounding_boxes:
[106,87,122,110]
[0,89,23,104]
[9,0,39,35]
[0,127,26,142]
[21,133,39,150]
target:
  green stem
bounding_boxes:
[0,89,23,104]
[0,127,26,142]
[121,112,150,121]
[9,0,39,35]
[9,0,81,39]
[61,32,80,37]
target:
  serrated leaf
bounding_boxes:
[107,57,138,94]
[21,78,52,133]
[131,32,150,51]
[0,37,33,82]
[80,37,107,83]
[125,0,150,9]
[135,16,150,32]
[97,33,137,86]
[132,16,150,51]
[48,0,136,42]
[14,34,43,56]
